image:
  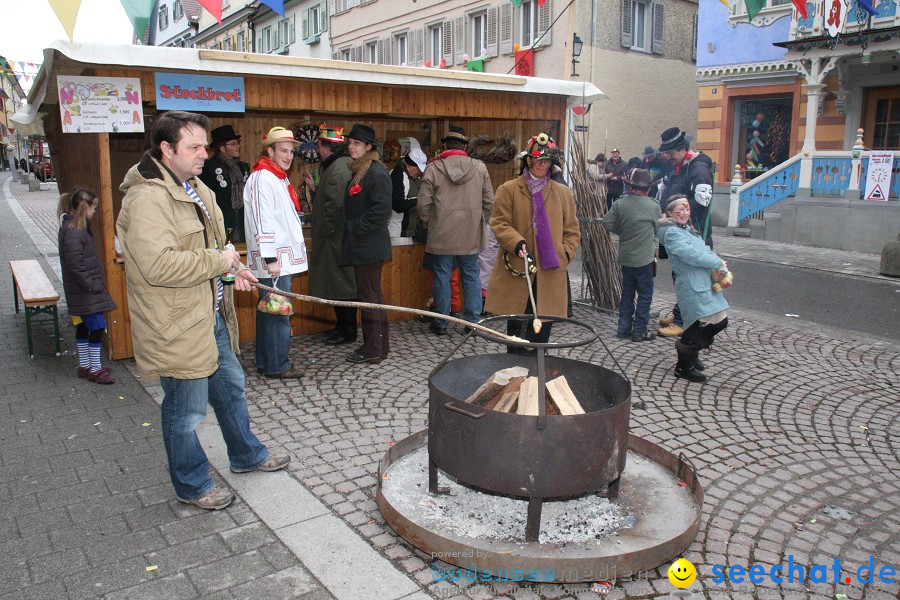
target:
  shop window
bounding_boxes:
[731,97,794,179]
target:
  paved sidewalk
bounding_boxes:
[2,172,898,600]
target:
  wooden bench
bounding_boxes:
[10,260,61,357]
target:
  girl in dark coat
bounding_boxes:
[57,189,117,384]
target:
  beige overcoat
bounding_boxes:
[484,176,580,317]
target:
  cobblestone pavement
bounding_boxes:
[5,173,899,599]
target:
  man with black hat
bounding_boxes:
[341,123,392,364]
[656,126,715,338]
[417,126,495,335]
[305,125,357,345]
[602,168,662,342]
[200,124,250,242]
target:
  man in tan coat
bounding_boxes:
[417,127,495,334]
[117,111,289,511]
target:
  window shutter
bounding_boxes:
[621,0,633,48]
[381,36,392,65]
[442,20,454,66]
[692,13,697,61]
[536,0,551,45]
[302,10,310,41]
[414,28,425,66]
[321,4,328,32]
[257,32,263,53]
[376,38,384,64]
[290,14,296,43]
[486,6,499,57]
[328,0,336,17]
[455,15,465,64]
[354,45,363,62]
[332,50,339,60]
[499,2,513,54]
[651,1,664,55]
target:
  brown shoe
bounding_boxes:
[231,452,291,473]
[658,324,685,337]
[77,367,91,378]
[88,367,115,384]
[265,368,304,379]
[177,486,235,510]
[659,316,675,327]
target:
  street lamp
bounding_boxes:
[571,33,583,77]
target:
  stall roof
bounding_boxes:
[13,40,604,134]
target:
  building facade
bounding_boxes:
[149,0,202,47]
[697,0,900,183]
[0,56,27,169]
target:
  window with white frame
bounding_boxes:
[158,5,169,30]
[731,0,791,20]
[428,24,442,65]
[173,0,184,21]
[224,36,233,51]
[366,41,377,63]
[261,26,272,53]
[631,0,651,52]
[521,0,540,48]
[394,33,408,66]
[310,4,322,37]
[340,47,351,61]
[238,31,246,52]
[471,11,487,57]
[278,18,291,50]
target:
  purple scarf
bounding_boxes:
[524,169,560,270]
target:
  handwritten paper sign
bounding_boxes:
[864,151,894,201]
[57,76,144,133]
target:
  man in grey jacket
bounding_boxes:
[417,127,494,334]
[602,168,662,342]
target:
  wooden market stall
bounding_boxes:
[14,41,602,360]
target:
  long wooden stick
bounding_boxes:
[252,282,528,344]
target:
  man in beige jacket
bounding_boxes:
[417,127,494,334]
[117,111,289,511]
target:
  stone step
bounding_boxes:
[732,227,751,238]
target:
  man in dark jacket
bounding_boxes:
[656,126,715,337]
[604,148,627,209]
[199,124,250,242]
[305,125,356,344]
[417,127,495,335]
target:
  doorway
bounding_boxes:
[862,86,900,150]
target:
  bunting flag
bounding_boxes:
[47,0,83,41]
[509,0,523,7]
[855,0,878,16]
[119,0,156,40]
[198,0,223,24]
[792,0,808,19]
[467,58,484,72]
[745,0,765,20]
[719,0,731,8]
[260,0,286,17]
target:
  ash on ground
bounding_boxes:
[381,447,634,545]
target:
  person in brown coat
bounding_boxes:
[485,133,580,352]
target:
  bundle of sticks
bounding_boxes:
[566,133,622,311]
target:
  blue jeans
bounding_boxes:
[617,263,655,336]
[160,311,268,500]
[432,253,481,328]
[256,274,293,375]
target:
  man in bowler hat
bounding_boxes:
[200,124,250,242]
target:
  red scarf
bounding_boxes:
[252,156,300,213]
[438,149,469,160]
[673,151,695,176]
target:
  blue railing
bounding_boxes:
[738,159,801,221]
[810,157,853,195]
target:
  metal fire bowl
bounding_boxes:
[376,431,703,583]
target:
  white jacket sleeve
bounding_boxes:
[245,170,282,259]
